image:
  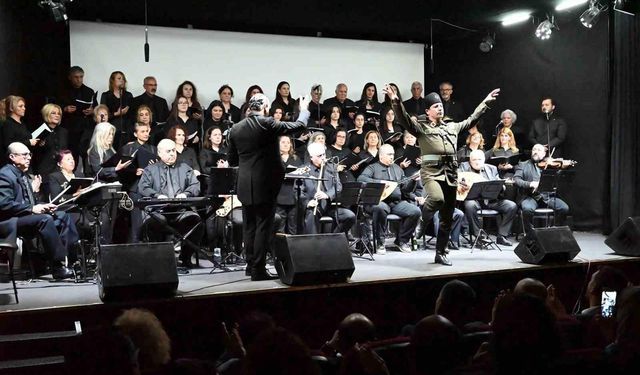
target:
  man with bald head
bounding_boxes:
[138,139,201,267]
[0,142,75,279]
[458,149,516,246]
[358,143,421,254]
[321,313,376,357]
[513,143,569,233]
[323,83,356,123]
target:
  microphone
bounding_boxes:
[144,41,150,62]
[92,167,103,184]
[325,156,340,164]
[495,120,503,135]
[543,108,550,121]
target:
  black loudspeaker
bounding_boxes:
[274,233,355,285]
[97,242,178,302]
[514,226,581,264]
[605,217,640,256]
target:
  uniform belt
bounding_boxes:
[422,154,458,164]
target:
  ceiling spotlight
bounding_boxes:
[556,0,589,11]
[501,11,532,26]
[38,0,73,23]
[580,0,607,28]
[479,34,495,53]
[535,18,557,40]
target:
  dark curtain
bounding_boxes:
[607,12,640,232]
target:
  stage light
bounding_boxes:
[556,0,589,11]
[580,0,607,28]
[501,11,532,26]
[38,0,73,23]
[479,34,495,53]
[535,19,556,40]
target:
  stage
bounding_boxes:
[0,231,633,313]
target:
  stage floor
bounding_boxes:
[0,231,630,313]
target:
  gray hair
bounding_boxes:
[411,81,423,89]
[501,109,517,124]
[248,93,270,112]
[307,142,325,157]
[157,138,176,154]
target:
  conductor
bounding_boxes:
[228,93,310,281]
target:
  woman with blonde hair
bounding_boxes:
[1,95,40,151]
[457,130,485,160]
[86,122,131,179]
[32,103,68,195]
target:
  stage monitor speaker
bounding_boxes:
[514,226,581,264]
[605,217,640,257]
[97,242,178,302]
[274,233,355,286]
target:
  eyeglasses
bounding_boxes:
[385,152,395,156]
[12,152,32,158]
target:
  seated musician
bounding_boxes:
[357,144,421,254]
[301,142,356,236]
[0,142,76,279]
[458,150,516,246]
[513,144,570,234]
[138,139,202,268]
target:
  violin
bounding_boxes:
[538,157,577,169]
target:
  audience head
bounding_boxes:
[142,76,157,96]
[491,293,562,372]
[411,81,423,99]
[335,313,376,354]
[7,142,32,171]
[218,84,234,103]
[335,83,348,101]
[248,93,270,115]
[157,139,177,166]
[531,144,547,161]
[279,135,294,156]
[68,66,85,89]
[500,109,517,127]
[439,81,454,102]
[310,84,322,102]
[108,71,127,92]
[364,130,381,150]
[276,81,291,101]
[243,327,319,375]
[244,85,263,104]
[5,95,26,120]
[93,104,109,123]
[167,124,187,146]
[113,308,171,372]
[586,266,630,307]
[466,132,484,149]
[411,315,462,375]
[514,278,548,300]
[204,127,223,150]
[615,286,640,350]
[379,144,395,166]
[360,82,379,103]
[136,105,153,126]
[435,279,477,329]
[41,103,62,126]
[237,311,277,349]
[56,149,75,173]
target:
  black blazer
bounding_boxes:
[0,164,33,221]
[48,170,79,202]
[227,113,307,206]
[276,155,303,206]
[1,117,32,153]
[513,160,542,203]
[33,125,68,177]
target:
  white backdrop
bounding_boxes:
[70,21,424,107]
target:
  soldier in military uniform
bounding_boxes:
[385,85,500,265]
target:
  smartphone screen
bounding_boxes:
[601,290,617,318]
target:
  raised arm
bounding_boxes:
[384,84,421,137]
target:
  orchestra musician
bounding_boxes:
[513,144,570,233]
[227,93,310,281]
[388,84,500,265]
[301,142,356,236]
[357,144,421,255]
[0,142,76,279]
[138,139,202,268]
[458,150,516,246]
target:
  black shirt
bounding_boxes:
[130,93,170,124]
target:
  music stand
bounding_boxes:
[464,180,505,252]
[537,169,575,226]
[340,182,385,260]
[205,167,244,271]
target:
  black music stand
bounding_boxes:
[537,169,575,226]
[340,182,385,260]
[464,180,505,252]
[206,167,244,271]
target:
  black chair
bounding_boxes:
[0,217,19,304]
